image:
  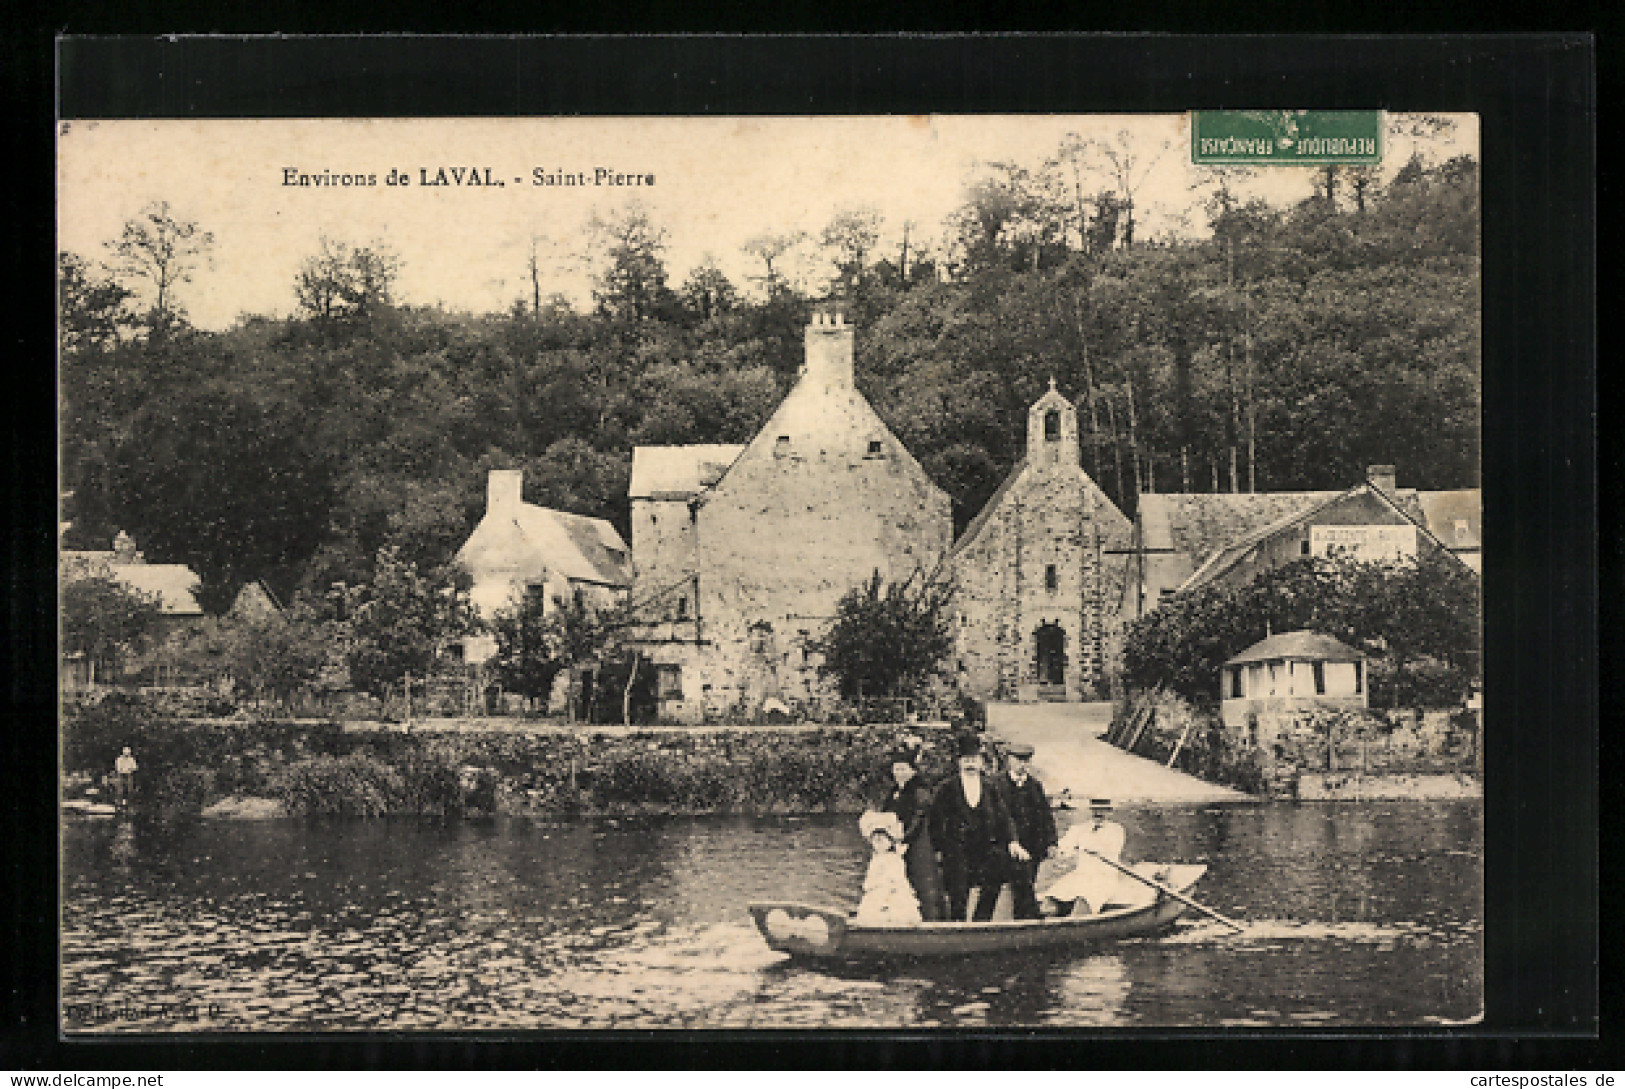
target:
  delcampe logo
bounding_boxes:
[1192,111,1383,165]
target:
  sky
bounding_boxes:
[58,114,1477,331]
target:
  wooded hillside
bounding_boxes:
[60,151,1480,612]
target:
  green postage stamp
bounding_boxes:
[1192,110,1384,165]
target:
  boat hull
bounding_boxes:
[750,863,1208,961]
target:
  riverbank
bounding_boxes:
[1104,689,1481,800]
[62,701,953,823]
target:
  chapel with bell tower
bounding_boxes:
[950,379,1134,701]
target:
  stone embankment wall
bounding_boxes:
[62,702,950,822]
[1108,690,1481,798]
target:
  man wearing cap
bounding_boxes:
[929,734,1026,922]
[998,743,1058,920]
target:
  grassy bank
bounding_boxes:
[62,695,951,824]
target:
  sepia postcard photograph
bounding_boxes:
[57,108,1486,1033]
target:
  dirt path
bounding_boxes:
[986,701,1249,805]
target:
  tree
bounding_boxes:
[226,605,339,710]
[294,237,401,326]
[679,259,740,323]
[61,576,163,685]
[100,386,338,610]
[812,569,956,702]
[741,230,807,293]
[820,204,883,301]
[1120,555,1481,707]
[104,201,213,337]
[588,203,677,323]
[339,547,474,700]
[59,252,132,353]
[488,587,626,708]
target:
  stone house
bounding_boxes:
[454,468,633,664]
[60,530,205,688]
[627,313,953,722]
[950,381,1133,701]
[1178,466,1473,596]
[1123,466,1480,617]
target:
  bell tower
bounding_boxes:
[1026,378,1080,471]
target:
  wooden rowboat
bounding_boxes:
[750,862,1207,961]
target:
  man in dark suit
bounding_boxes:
[929,733,1027,921]
[996,742,1058,919]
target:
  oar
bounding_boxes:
[1082,849,1246,934]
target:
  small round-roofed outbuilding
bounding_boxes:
[1221,630,1368,735]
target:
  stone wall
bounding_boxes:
[631,497,700,606]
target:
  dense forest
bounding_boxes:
[59,141,1480,614]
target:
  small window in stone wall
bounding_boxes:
[774,435,790,458]
[1312,660,1326,695]
[675,595,688,620]
[1044,410,1060,441]
[867,439,884,458]
[1230,668,1243,699]
[1045,564,1058,592]
[656,664,683,699]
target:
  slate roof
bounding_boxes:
[1226,630,1365,665]
[1412,489,1482,549]
[456,503,632,588]
[1179,482,1466,592]
[1137,491,1342,558]
[61,551,205,616]
[629,444,746,500]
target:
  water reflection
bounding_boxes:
[62,802,1482,1031]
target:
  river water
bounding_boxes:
[61,801,1482,1031]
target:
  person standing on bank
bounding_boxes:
[879,746,947,921]
[112,746,138,806]
[929,734,1027,922]
[997,743,1057,920]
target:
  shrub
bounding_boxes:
[391,749,464,816]
[130,766,215,828]
[589,750,682,808]
[274,754,403,818]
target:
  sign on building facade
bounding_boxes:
[1309,524,1418,562]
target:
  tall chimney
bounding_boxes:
[802,311,855,390]
[488,469,524,513]
[1367,464,1397,496]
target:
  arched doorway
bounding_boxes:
[1034,623,1068,687]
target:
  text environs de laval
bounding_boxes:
[280,166,656,188]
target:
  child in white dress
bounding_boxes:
[854,810,923,926]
